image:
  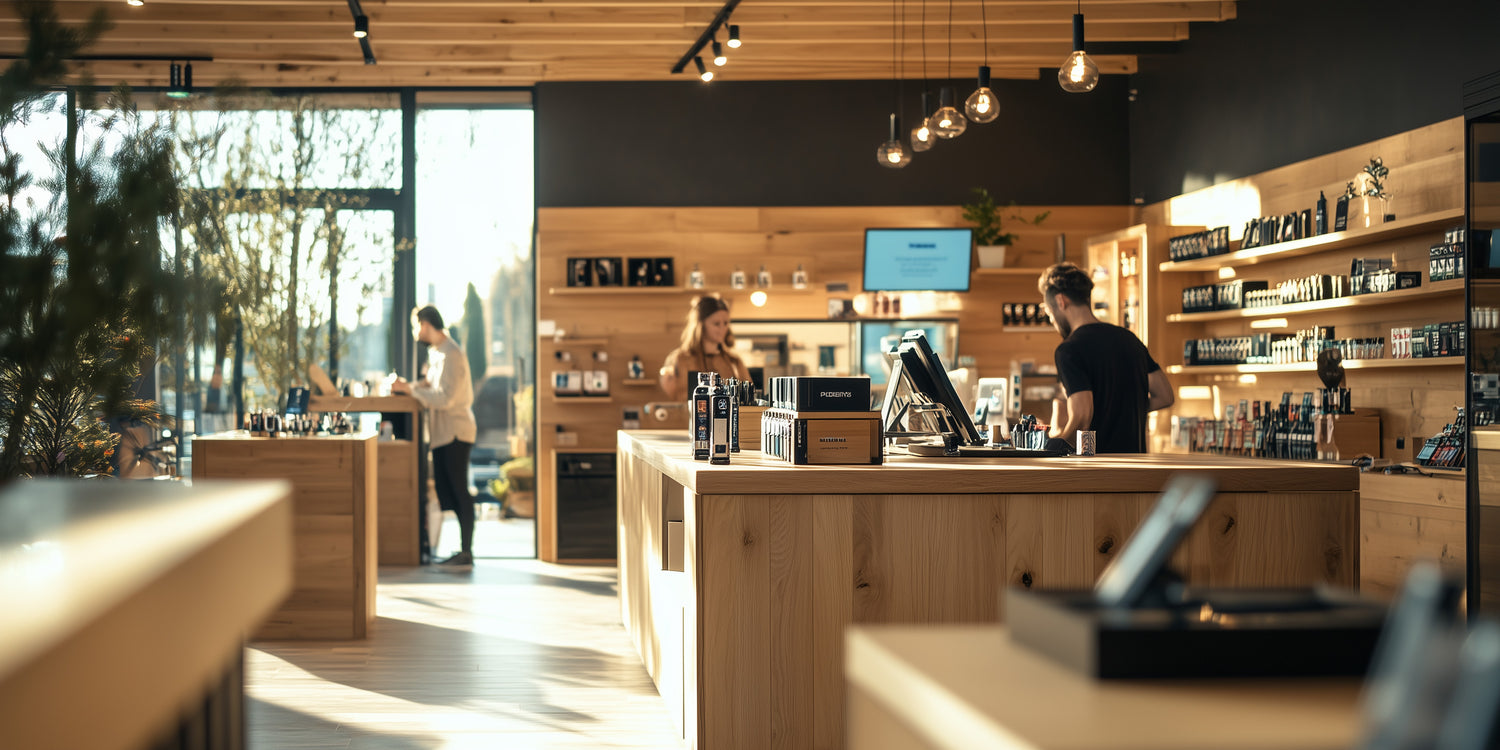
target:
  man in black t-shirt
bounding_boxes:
[1037,264,1175,453]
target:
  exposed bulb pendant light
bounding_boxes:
[1058,1,1099,93]
[911,91,935,151]
[964,0,998,124]
[694,56,713,82]
[878,114,912,168]
[930,87,966,139]
[712,40,727,66]
[726,24,742,48]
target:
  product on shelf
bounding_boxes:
[1429,226,1468,281]
[1167,226,1231,262]
[1415,412,1466,469]
[1001,302,1053,327]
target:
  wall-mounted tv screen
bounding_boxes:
[863,228,973,292]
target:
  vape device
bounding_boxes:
[693,373,711,460]
[727,378,741,453]
[1316,191,1328,234]
[711,379,731,465]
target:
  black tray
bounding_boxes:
[1007,586,1387,679]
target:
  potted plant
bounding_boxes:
[487,456,535,518]
[961,188,1051,268]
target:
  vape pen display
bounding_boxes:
[692,373,711,460]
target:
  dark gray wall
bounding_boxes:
[536,77,1131,207]
[1129,0,1500,204]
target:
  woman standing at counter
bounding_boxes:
[659,294,751,401]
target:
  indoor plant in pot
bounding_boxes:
[961,188,1050,268]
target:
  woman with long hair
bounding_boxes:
[659,294,751,401]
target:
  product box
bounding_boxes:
[583,370,609,396]
[770,376,872,412]
[761,408,882,465]
[552,370,583,395]
[1213,280,1269,310]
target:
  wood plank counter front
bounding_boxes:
[616,430,1360,750]
[194,432,378,639]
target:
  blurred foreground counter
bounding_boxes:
[846,625,1361,750]
[194,432,377,640]
[615,429,1360,750]
[0,480,293,750]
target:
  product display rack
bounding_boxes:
[548,287,694,296]
[1157,208,1466,273]
[1165,278,1465,322]
[1167,356,1464,375]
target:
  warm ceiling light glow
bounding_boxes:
[1217,266,1237,279]
[1057,10,1099,93]
[353,15,369,38]
[1249,318,1289,329]
[727,25,741,48]
[126,0,144,6]
[694,56,713,82]
[1237,374,1259,385]
[750,291,768,307]
[1179,386,1213,400]
[712,41,726,66]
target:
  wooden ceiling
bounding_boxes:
[2,0,1238,89]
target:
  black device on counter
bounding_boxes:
[770,375,872,412]
[1008,475,1388,679]
[285,387,310,415]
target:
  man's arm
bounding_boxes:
[1147,369,1175,412]
[1050,390,1094,439]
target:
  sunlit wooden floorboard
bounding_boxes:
[247,560,683,750]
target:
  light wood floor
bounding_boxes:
[247,560,684,750]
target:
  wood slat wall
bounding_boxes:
[537,204,1132,561]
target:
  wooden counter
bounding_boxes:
[0,480,293,750]
[310,394,422,565]
[846,625,1362,750]
[194,432,378,639]
[616,430,1360,750]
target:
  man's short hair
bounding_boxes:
[1038,263,1093,306]
[413,305,445,331]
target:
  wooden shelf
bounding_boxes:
[549,395,614,403]
[1167,356,1464,375]
[548,286,694,296]
[1001,326,1056,333]
[1165,278,1465,322]
[543,337,609,347]
[620,379,658,386]
[1157,208,1464,273]
[973,267,1047,276]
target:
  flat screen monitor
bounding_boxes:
[883,330,982,445]
[1094,475,1217,609]
[863,228,972,292]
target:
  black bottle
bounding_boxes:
[1315,191,1328,235]
[727,378,741,453]
[710,374,731,465]
[692,373,712,460]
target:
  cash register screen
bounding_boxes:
[885,330,982,445]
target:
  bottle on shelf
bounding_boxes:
[792,264,808,289]
[688,263,705,289]
[757,264,772,289]
[730,266,747,290]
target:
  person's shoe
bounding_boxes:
[433,551,473,571]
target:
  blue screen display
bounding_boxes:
[863,228,972,292]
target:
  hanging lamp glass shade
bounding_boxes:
[911,91,936,151]
[878,114,913,168]
[930,87,967,139]
[1057,14,1099,93]
[964,65,999,123]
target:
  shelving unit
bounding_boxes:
[546,337,609,347]
[1157,208,1465,273]
[619,379,658,387]
[1167,356,1463,375]
[1166,279,1465,322]
[548,286,694,296]
[549,395,614,404]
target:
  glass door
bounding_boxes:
[1466,71,1500,617]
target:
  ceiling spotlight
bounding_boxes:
[165,61,193,100]
[126,0,144,6]
[694,56,713,82]
[727,25,741,48]
[712,40,726,66]
[353,15,369,39]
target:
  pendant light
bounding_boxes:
[964,0,998,123]
[712,40,727,66]
[1057,0,1099,93]
[877,0,911,169]
[929,0,966,139]
[912,91,935,151]
[727,24,741,49]
[694,56,713,83]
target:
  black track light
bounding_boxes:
[694,56,713,82]
[166,61,192,99]
[353,15,369,39]
[727,24,741,49]
[712,40,726,66]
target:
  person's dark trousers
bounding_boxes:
[432,439,475,555]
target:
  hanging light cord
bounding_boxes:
[919,0,927,87]
[980,0,988,66]
[946,0,953,80]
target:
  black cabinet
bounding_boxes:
[556,452,617,560]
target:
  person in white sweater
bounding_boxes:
[393,305,478,570]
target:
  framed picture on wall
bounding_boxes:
[567,257,593,287]
[652,258,676,287]
[627,258,654,287]
[593,257,623,286]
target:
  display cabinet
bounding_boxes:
[1465,70,1500,618]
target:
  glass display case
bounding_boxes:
[1465,70,1500,618]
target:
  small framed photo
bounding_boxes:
[593,257,623,287]
[567,257,593,287]
[627,258,654,287]
[652,257,676,287]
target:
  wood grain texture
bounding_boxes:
[620,435,1359,749]
[309,396,421,566]
[193,434,379,640]
[846,625,1361,750]
[537,205,1133,561]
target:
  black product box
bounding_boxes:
[1182,284,1217,314]
[627,258,655,287]
[1396,272,1422,290]
[1441,322,1454,357]
[1213,280,1268,310]
[770,376,872,412]
[1006,587,1386,679]
[1183,340,1199,366]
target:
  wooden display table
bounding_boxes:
[846,625,1362,750]
[194,432,378,639]
[310,394,422,565]
[0,480,293,750]
[616,430,1360,750]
